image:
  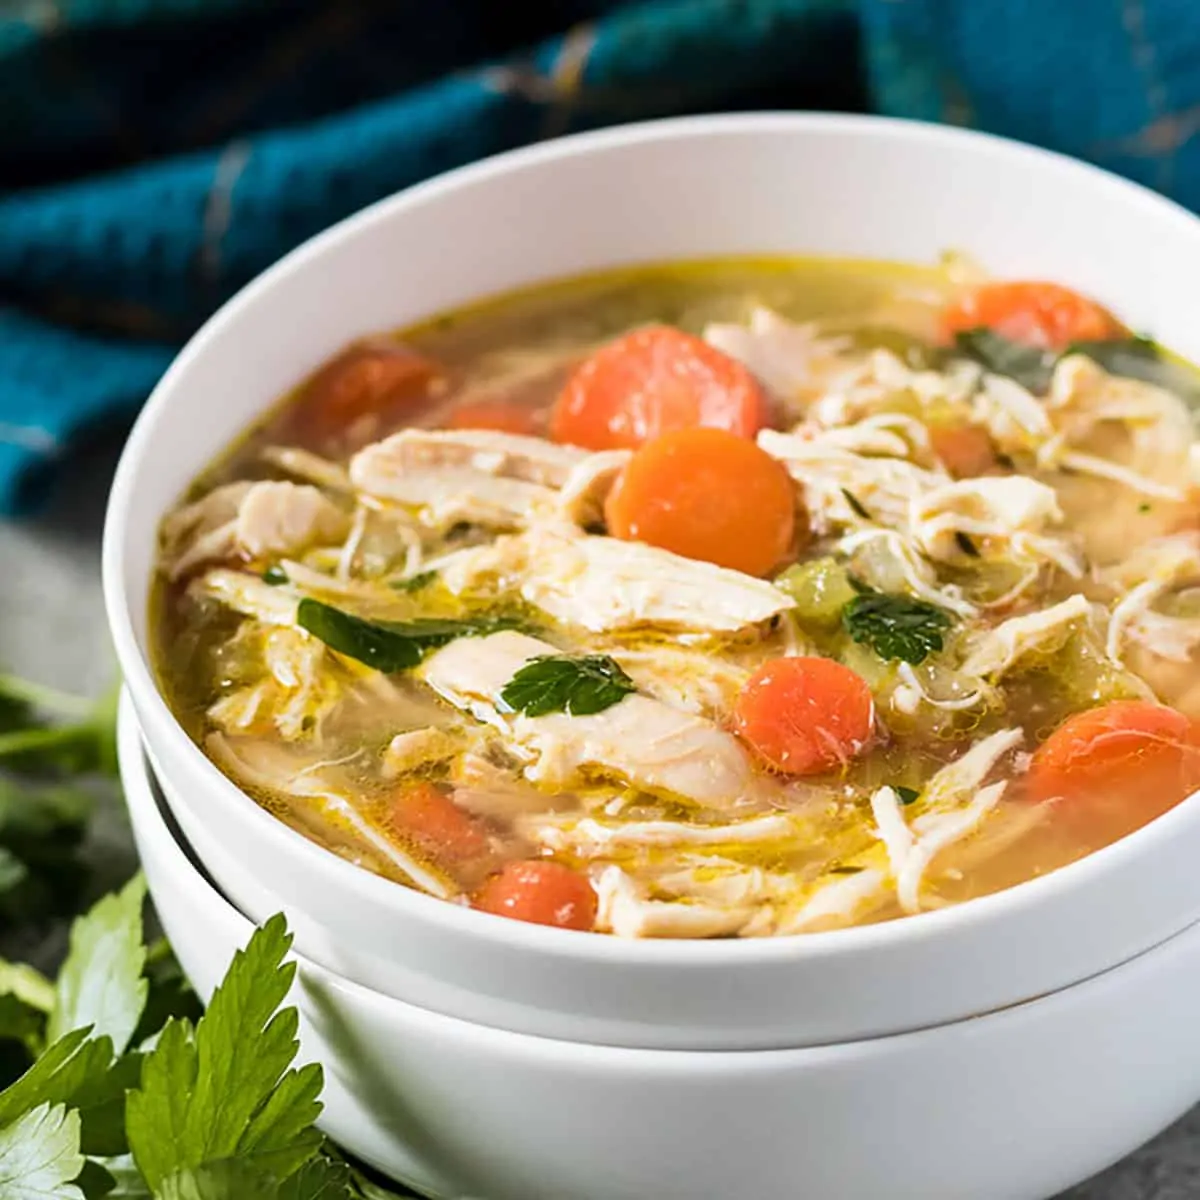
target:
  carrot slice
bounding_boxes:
[551,324,768,451]
[474,860,598,931]
[391,782,488,865]
[941,281,1123,351]
[1028,700,1200,813]
[734,656,875,776]
[928,422,997,479]
[294,340,441,443]
[445,399,541,435]
[603,427,799,576]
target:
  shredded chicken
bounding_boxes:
[162,481,348,579]
[439,528,794,634]
[962,595,1093,679]
[420,630,762,809]
[207,734,456,898]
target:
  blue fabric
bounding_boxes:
[3,0,1199,514]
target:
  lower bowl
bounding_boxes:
[120,691,1200,1200]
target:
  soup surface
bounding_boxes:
[153,256,1200,937]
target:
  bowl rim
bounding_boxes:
[121,685,1200,1068]
[104,109,1200,966]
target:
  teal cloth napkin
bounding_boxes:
[3,0,1198,513]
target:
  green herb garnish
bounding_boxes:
[500,654,637,718]
[842,589,952,665]
[1139,502,1153,514]
[388,570,436,594]
[954,329,1054,392]
[954,531,980,558]
[955,328,1200,400]
[261,565,289,586]
[841,488,871,520]
[895,785,920,806]
[296,599,515,673]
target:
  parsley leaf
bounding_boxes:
[49,875,147,1056]
[895,786,920,806]
[499,655,637,718]
[842,590,952,665]
[261,566,289,587]
[387,571,436,594]
[126,915,323,1192]
[296,600,515,674]
[956,328,1200,401]
[158,1153,353,1200]
[0,1101,84,1200]
[0,683,119,778]
[954,531,980,558]
[840,489,871,520]
[954,329,1055,392]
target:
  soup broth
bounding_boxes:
[152,256,1200,937]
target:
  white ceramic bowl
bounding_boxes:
[105,112,1200,1051]
[121,690,1200,1200]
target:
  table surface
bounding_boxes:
[2,437,1197,1200]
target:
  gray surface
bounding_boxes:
[0,437,1196,1199]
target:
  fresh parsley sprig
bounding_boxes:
[954,327,1200,400]
[296,599,518,673]
[500,654,637,718]
[0,881,419,1198]
[842,587,952,665]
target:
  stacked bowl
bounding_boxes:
[103,114,1200,1200]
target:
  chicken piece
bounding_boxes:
[801,413,931,459]
[922,728,1023,811]
[1041,356,1194,500]
[606,644,753,718]
[865,730,1021,913]
[439,529,794,635]
[654,855,796,908]
[420,630,762,809]
[189,569,299,626]
[526,812,797,856]
[910,475,1082,575]
[592,865,756,939]
[162,481,348,579]
[160,482,253,578]
[807,349,980,431]
[555,449,631,528]
[971,373,1053,452]
[208,626,346,742]
[206,733,456,898]
[1099,532,1200,594]
[896,783,1008,914]
[261,445,352,492]
[961,596,1094,679]
[348,428,589,529]
[774,869,889,935]
[381,727,461,779]
[235,481,350,558]
[839,528,977,617]
[702,307,852,405]
[759,428,948,536]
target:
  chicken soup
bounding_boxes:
[152,257,1200,937]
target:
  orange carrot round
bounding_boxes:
[941,281,1123,350]
[551,324,768,451]
[929,422,998,479]
[296,340,441,442]
[603,427,799,576]
[392,783,487,865]
[1028,700,1200,810]
[474,860,597,930]
[734,656,875,776]
[445,399,541,435]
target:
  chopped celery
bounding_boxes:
[776,558,858,628]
